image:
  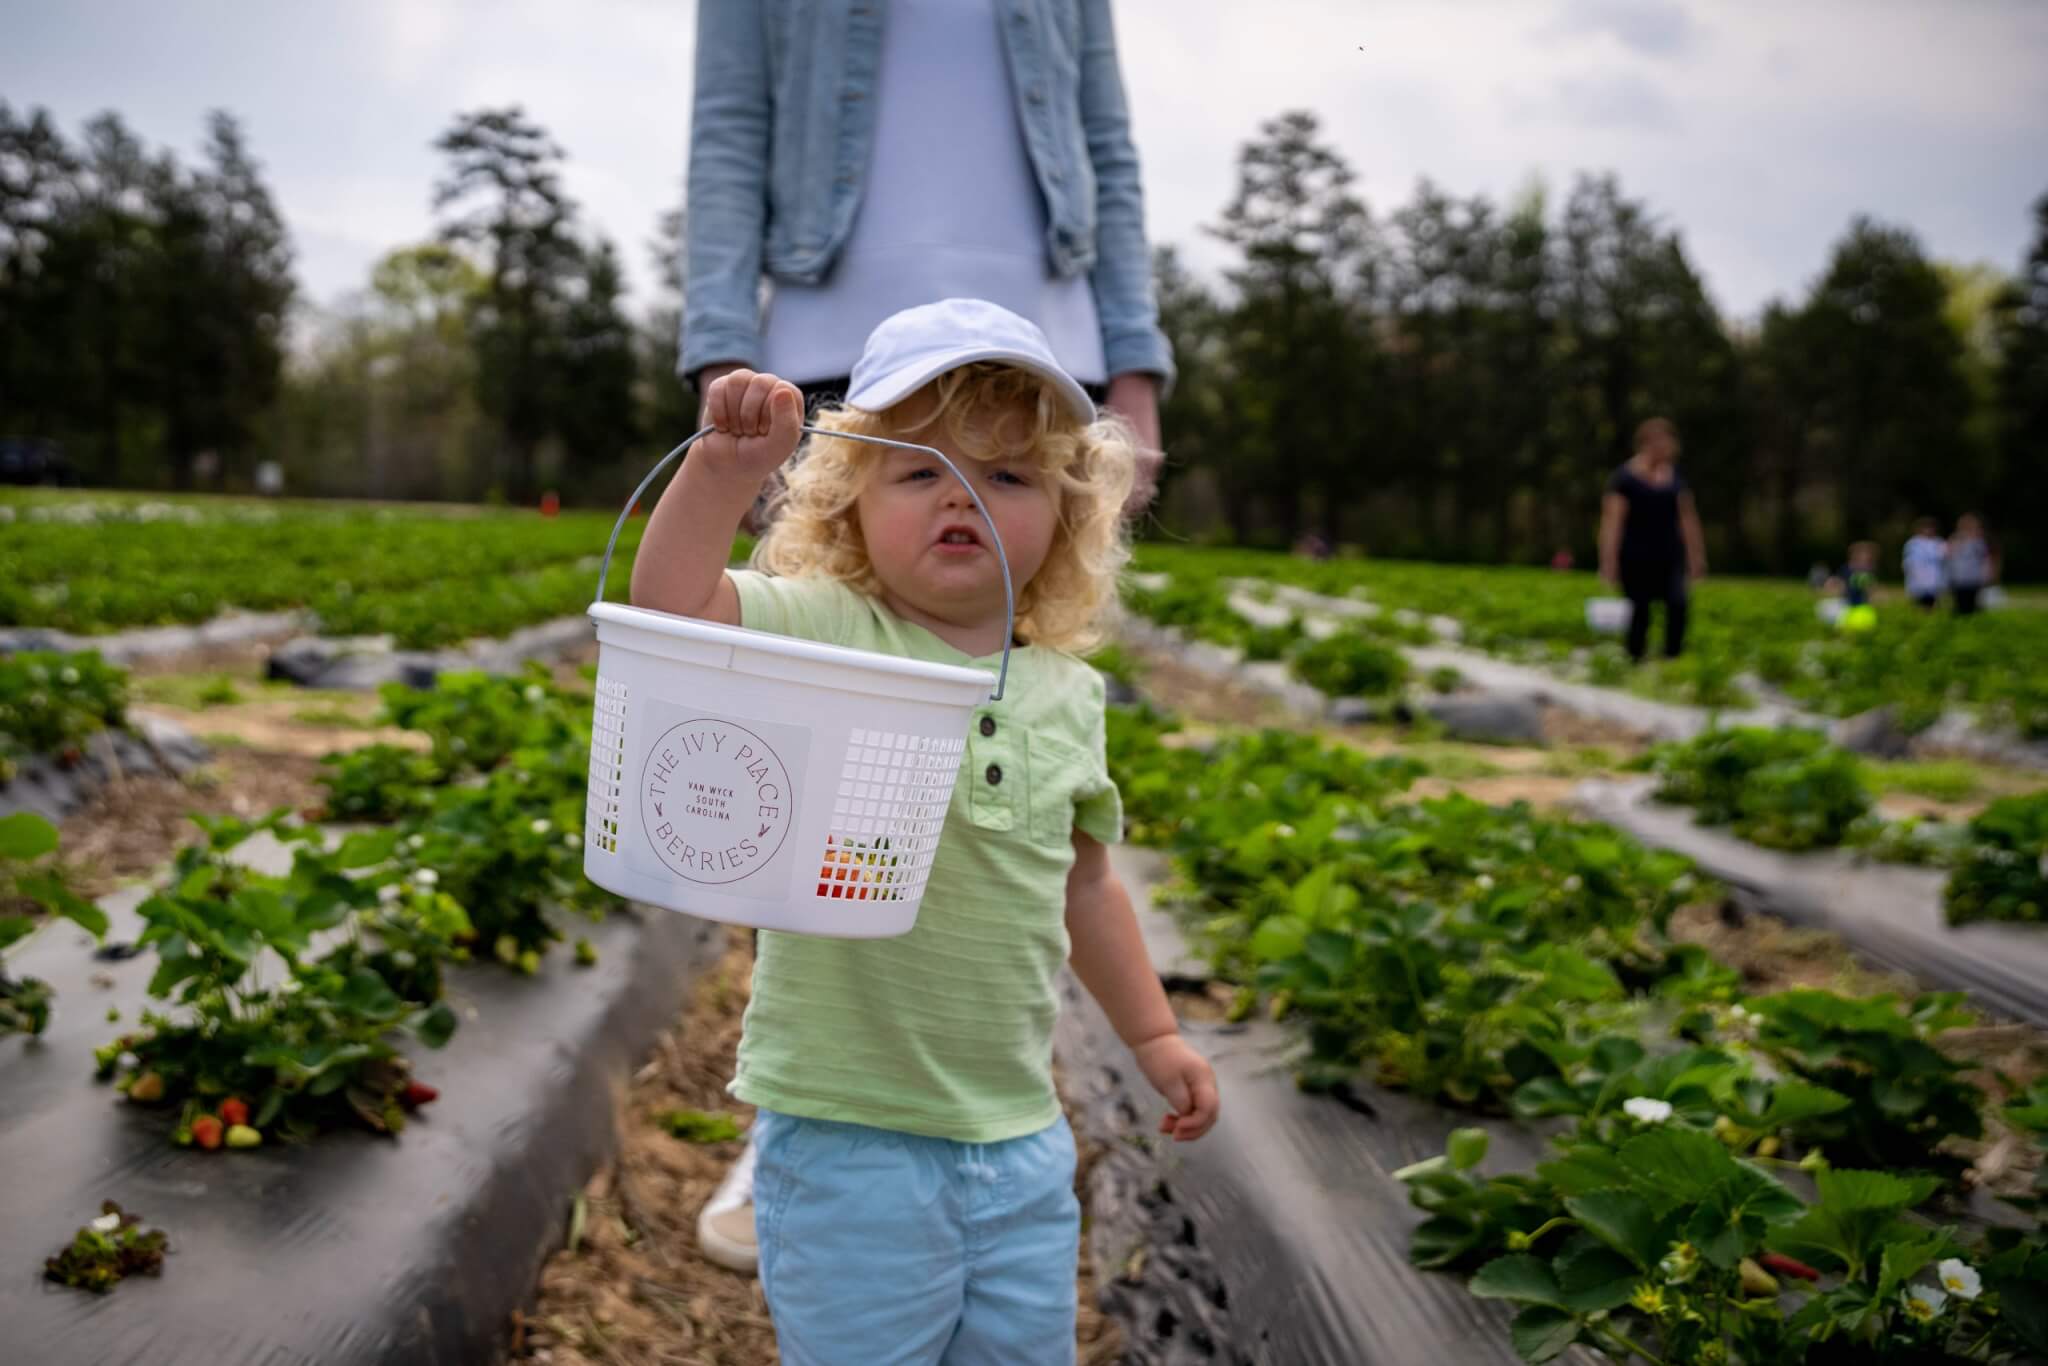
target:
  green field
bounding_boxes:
[1129,545,2048,737]
[0,488,662,649]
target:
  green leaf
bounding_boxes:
[16,874,109,939]
[414,1002,458,1049]
[1618,1127,1738,1204]
[1874,1227,1947,1304]
[1555,1243,1641,1313]
[330,828,400,870]
[1511,1077,1587,1118]
[1564,1190,1664,1271]
[1249,915,1308,963]
[1408,1215,1481,1270]
[0,811,60,861]
[1756,1080,1852,1129]
[1303,930,1353,979]
[1508,1305,1580,1363]
[1537,1147,1633,1196]
[1469,1253,1564,1307]
[1990,1270,2048,1354]
[1447,1127,1489,1171]
[0,915,34,951]
[1814,1167,1938,1215]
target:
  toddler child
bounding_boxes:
[630,298,1218,1365]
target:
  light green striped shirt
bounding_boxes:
[727,570,1122,1142]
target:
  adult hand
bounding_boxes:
[1102,372,1165,519]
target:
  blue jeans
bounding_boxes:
[752,1109,1080,1366]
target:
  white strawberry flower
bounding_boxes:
[89,1212,122,1233]
[531,819,552,835]
[1562,874,1584,892]
[415,868,439,887]
[1937,1259,1981,1300]
[1623,1097,1674,1125]
[565,833,582,849]
[407,833,426,849]
[1476,874,1495,890]
[60,667,80,686]
[1902,1286,1947,1322]
[525,684,546,703]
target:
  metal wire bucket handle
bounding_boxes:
[593,425,1016,701]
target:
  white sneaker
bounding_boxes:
[696,1134,759,1275]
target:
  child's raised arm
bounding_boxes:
[630,368,803,625]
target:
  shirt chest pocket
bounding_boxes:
[962,722,1080,848]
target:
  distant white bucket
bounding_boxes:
[581,425,1012,939]
[1585,597,1633,634]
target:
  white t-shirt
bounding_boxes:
[759,0,1106,387]
[1902,534,1947,598]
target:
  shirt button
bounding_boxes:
[986,763,1003,786]
[979,716,997,737]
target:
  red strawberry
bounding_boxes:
[400,1080,439,1108]
[192,1115,224,1150]
[219,1097,250,1127]
[1758,1252,1821,1282]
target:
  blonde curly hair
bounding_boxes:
[752,363,1135,653]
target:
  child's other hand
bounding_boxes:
[1132,1034,1219,1141]
[700,368,804,485]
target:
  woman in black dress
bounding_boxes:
[1598,418,1708,661]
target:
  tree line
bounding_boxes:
[2,102,2042,575]
[1158,112,2046,576]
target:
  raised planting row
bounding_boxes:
[1126,546,2048,739]
[0,488,742,648]
[6,663,615,1154]
[1102,700,2048,1362]
[1,660,741,1361]
[0,649,128,782]
[1640,726,2048,926]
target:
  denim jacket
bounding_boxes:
[683,0,1174,387]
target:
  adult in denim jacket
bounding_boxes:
[683,0,1173,513]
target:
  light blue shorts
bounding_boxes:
[752,1109,1080,1366]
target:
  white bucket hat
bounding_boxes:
[845,297,1096,425]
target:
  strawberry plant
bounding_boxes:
[43,1202,169,1294]
[98,813,460,1141]
[317,742,443,822]
[1644,728,1874,852]
[2,812,107,1035]
[1289,631,1409,698]
[0,649,127,778]
[1943,792,2048,926]
[1400,1118,2041,1363]
[1745,989,1983,1178]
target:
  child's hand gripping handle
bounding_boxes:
[594,424,1018,701]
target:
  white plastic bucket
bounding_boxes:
[1585,597,1632,634]
[581,425,1013,938]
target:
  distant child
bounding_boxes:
[1837,540,1879,632]
[630,298,1219,1364]
[1946,513,1997,616]
[1841,540,1879,608]
[1902,518,1946,610]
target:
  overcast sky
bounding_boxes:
[5,1,2044,325]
